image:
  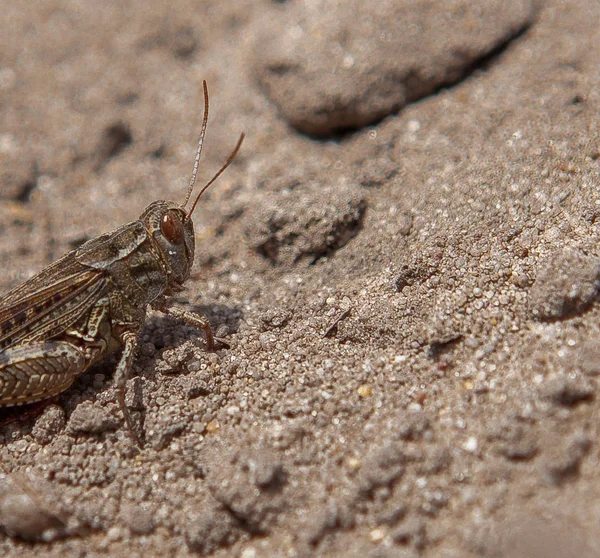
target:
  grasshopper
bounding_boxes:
[0,81,244,441]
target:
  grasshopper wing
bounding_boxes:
[0,251,108,350]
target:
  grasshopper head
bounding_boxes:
[141,201,196,287]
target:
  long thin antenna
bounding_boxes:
[185,132,245,222]
[182,80,210,209]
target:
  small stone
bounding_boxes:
[394,265,422,292]
[202,444,289,535]
[172,26,197,59]
[186,379,210,399]
[541,434,591,485]
[347,457,362,471]
[259,332,276,350]
[496,425,538,462]
[139,342,156,357]
[32,405,66,445]
[392,412,430,441]
[185,506,239,554]
[370,527,386,542]
[392,517,426,549]
[396,213,414,236]
[358,442,406,495]
[249,455,287,491]
[463,437,478,453]
[575,339,600,376]
[0,477,66,541]
[358,385,373,398]
[121,503,155,535]
[260,308,293,330]
[377,502,407,526]
[68,401,119,434]
[249,183,366,267]
[206,420,220,434]
[528,247,600,321]
[540,376,594,406]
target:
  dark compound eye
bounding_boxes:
[161,211,185,244]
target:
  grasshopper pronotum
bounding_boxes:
[0,81,243,441]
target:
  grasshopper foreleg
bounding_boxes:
[151,297,216,351]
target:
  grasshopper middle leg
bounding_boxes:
[113,329,142,443]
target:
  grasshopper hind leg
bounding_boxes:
[0,342,86,407]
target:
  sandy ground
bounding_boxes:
[1,1,600,556]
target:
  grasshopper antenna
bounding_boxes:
[185,132,245,222]
[182,80,245,220]
[182,80,210,210]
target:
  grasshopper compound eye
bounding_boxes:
[161,211,185,245]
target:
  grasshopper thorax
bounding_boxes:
[139,200,195,288]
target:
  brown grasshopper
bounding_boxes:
[0,81,243,441]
